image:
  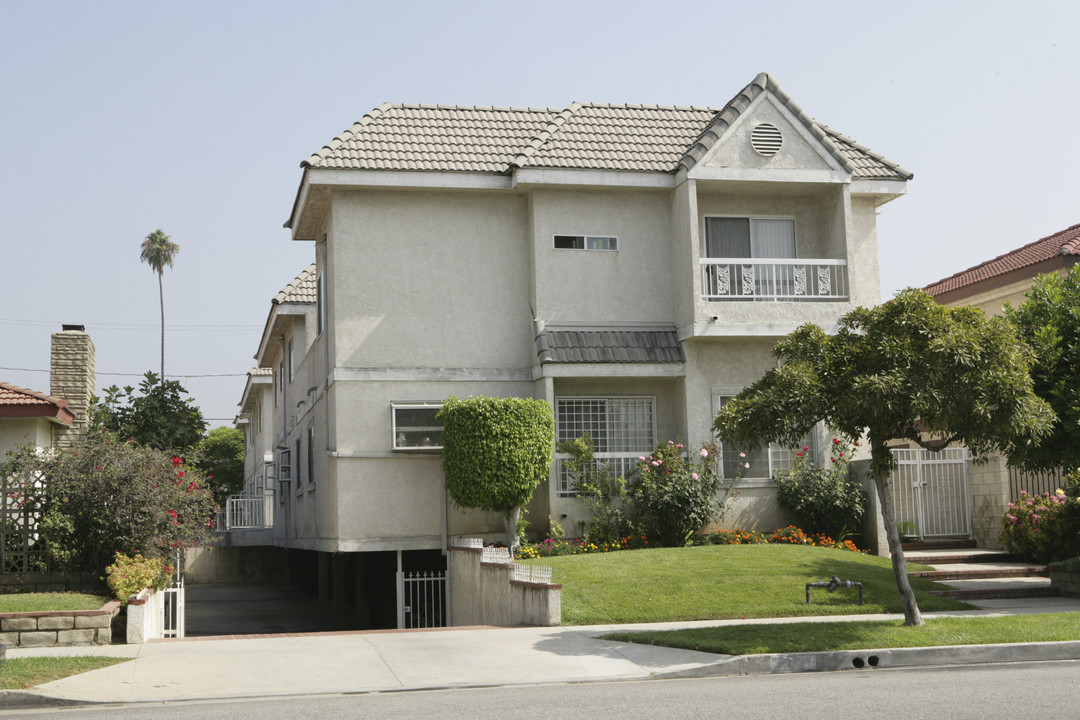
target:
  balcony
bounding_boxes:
[701,258,848,301]
[216,491,275,531]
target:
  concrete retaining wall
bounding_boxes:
[449,545,560,626]
[1050,568,1080,597]
[0,601,119,647]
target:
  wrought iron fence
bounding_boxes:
[1008,466,1067,501]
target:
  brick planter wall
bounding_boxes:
[0,601,120,647]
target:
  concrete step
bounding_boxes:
[911,563,1049,581]
[928,576,1057,601]
[902,539,977,552]
[905,548,1020,565]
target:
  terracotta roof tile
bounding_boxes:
[300,74,909,180]
[0,382,67,407]
[924,223,1080,296]
[0,382,74,426]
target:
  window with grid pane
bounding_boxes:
[555,397,655,496]
[714,394,814,479]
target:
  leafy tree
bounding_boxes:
[438,396,555,553]
[92,371,206,453]
[1,429,217,582]
[196,426,245,505]
[1005,265,1080,471]
[714,289,1053,625]
[140,229,180,381]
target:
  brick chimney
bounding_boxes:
[50,325,96,448]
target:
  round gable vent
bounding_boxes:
[751,123,783,157]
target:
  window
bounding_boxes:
[278,449,291,502]
[704,217,795,259]
[553,235,618,251]
[316,271,326,336]
[307,426,315,486]
[392,402,443,450]
[554,397,655,496]
[714,394,813,479]
[294,438,302,488]
[278,360,285,394]
[288,338,295,382]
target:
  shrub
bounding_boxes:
[105,553,171,603]
[629,441,735,547]
[439,396,554,553]
[773,438,866,540]
[1000,489,1079,563]
[0,429,217,578]
[558,434,631,546]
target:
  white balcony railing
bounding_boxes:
[701,258,848,301]
[220,491,274,530]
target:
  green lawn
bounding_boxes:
[522,544,971,625]
[0,593,108,613]
[604,614,1080,655]
[0,657,128,690]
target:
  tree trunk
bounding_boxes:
[505,505,522,556]
[871,442,924,626]
[158,271,165,382]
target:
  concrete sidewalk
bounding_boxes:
[6,595,1080,708]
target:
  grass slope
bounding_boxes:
[605,614,1080,655]
[523,544,971,625]
[0,657,128,690]
[0,593,108,613]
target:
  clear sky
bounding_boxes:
[3,0,1077,427]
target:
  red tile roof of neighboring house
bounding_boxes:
[924,223,1080,297]
[0,382,74,426]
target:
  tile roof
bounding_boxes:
[300,74,910,181]
[0,382,73,425]
[924,223,1080,296]
[536,327,685,364]
[273,263,317,305]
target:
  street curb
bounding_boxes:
[0,690,90,710]
[659,640,1080,678]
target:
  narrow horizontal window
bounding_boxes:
[553,235,618,251]
[392,402,444,450]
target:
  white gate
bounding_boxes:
[397,570,447,629]
[163,550,185,638]
[888,448,972,539]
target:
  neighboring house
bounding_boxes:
[232,72,911,627]
[924,222,1080,315]
[921,222,1080,546]
[1,326,95,576]
[0,325,96,455]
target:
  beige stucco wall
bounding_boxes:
[704,97,833,173]
[329,189,534,370]
[0,419,53,456]
[326,378,536,551]
[530,188,674,324]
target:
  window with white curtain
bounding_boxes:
[704,217,796,259]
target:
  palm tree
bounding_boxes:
[139,229,180,382]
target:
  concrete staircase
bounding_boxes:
[904,540,1055,602]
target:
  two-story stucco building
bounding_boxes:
[229,73,911,628]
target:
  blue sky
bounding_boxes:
[2,0,1078,425]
